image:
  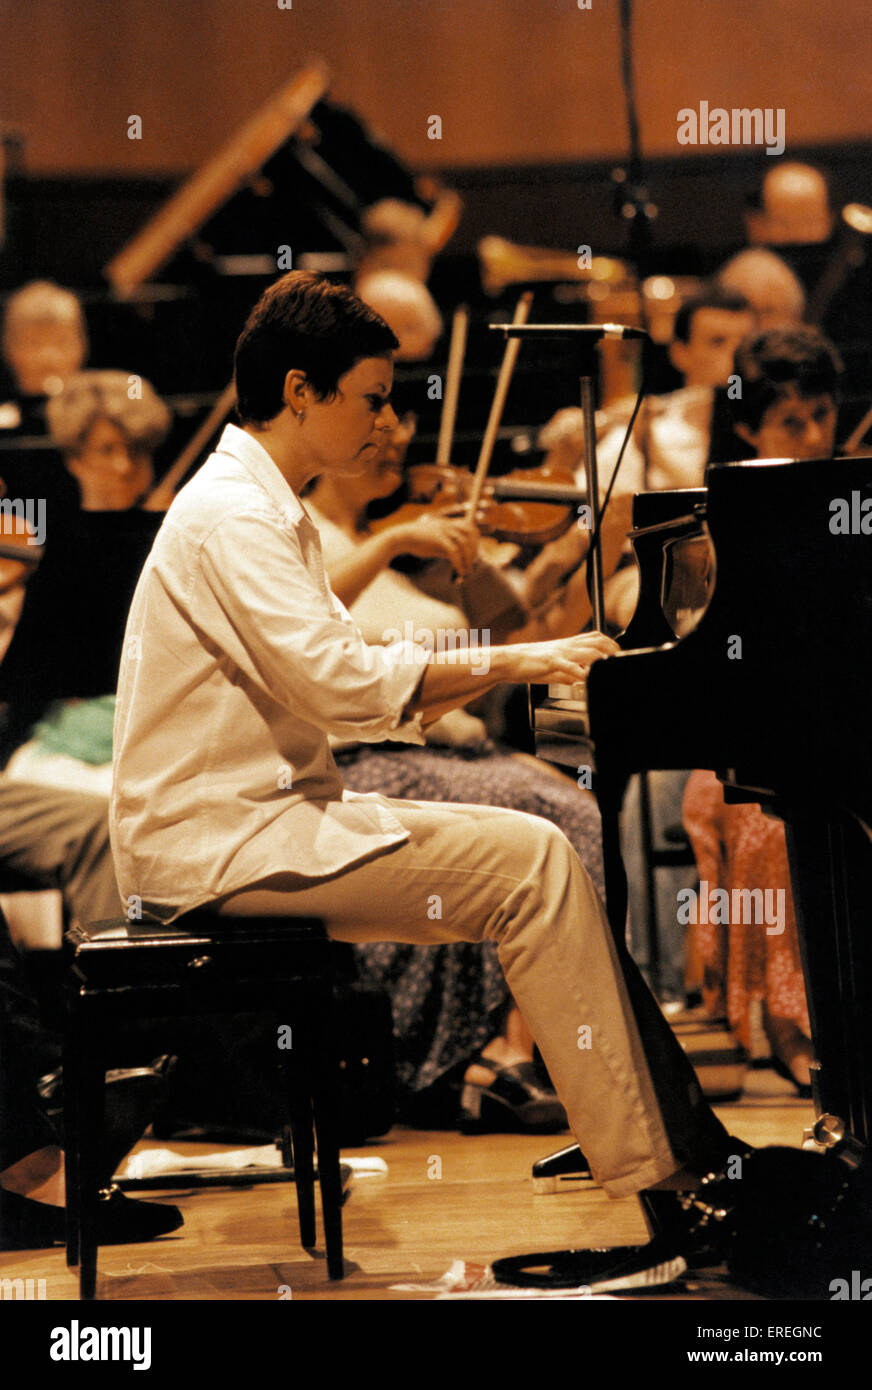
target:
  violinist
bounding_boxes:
[309,410,626,643]
[350,270,630,640]
[111,271,747,1246]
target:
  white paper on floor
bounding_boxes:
[391,1259,606,1299]
[119,1145,388,1179]
[392,1255,687,1299]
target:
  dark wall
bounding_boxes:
[5,141,871,289]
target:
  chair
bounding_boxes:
[62,908,344,1299]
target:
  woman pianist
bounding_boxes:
[109,270,743,1276]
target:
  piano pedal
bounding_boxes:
[532,1142,593,1194]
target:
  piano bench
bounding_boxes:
[62,908,344,1299]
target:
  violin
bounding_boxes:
[369,293,589,557]
[370,459,583,548]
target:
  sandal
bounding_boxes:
[458,1055,568,1134]
[770,1054,813,1099]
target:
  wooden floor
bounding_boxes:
[1,1066,813,1302]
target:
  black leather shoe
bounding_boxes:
[0,1184,183,1251]
[459,1056,568,1134]
[494,1136,754,1292]
[39,1057,174,1186]
[639,1182,738,1271]
[637,1134,756,1270]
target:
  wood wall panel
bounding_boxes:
[1,0,869,176]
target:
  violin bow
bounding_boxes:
[435,305,469,467]
[466,291,533,521]
[143,381,237,510]
[844,400,872,455]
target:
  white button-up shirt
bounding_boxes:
[110,424,429,922]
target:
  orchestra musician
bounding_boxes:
[0,281,88,436]
[682,323,844,1096]
[108,271,753,1276]
[0,371,181,1245]
[716,247,807,330]
[733,162,870,345]
[531,287,756,633]
[0,370,169,780]
[744,162,835,249]
[0,372,171,969]
[354,269,444,363]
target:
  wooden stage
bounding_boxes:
[0,1066,813,1302]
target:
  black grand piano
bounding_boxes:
[532,454,872,1154]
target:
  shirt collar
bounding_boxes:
[215,422,306,522]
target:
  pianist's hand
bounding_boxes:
[513,631,620,685]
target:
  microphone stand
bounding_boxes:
[580,367,604,631]
[613,0,657,282]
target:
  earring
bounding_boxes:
[298,410,306,425]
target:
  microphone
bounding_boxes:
[490,322,649,339]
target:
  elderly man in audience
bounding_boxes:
[0,281,88,435]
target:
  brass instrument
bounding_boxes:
[478,235,634,299]
[478,236,642,405]
[476,237,706,404]
[640,274,704,344]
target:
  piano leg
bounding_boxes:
[785,811,872,1152]
[598,774,630,950]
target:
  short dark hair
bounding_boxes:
[672,287,752,344]
[730,326,843,430]
[233,271,399,425]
